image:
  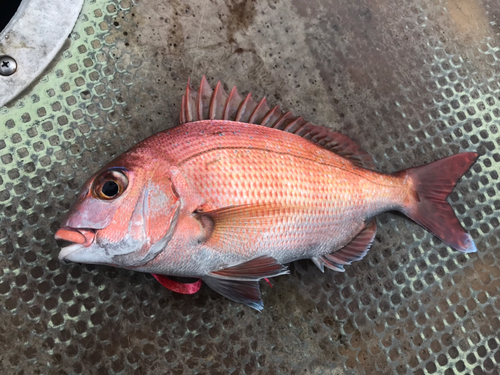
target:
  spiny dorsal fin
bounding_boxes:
[179,77,376,170]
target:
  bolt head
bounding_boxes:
[0,56,17,76]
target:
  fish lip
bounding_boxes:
[58,243,86,261]
[55,227,96,247]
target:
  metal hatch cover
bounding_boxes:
[0,0,499,374]
[0,0,84,107]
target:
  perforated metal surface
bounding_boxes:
[0,0,499,374]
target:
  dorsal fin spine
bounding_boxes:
[273,111,294,130]
[197,76,206,120]
[283,116,304,132]
[224,86,241,120]
[199,76,213,120]
[216,81,228,119]
[185,79,194,122]
[209,82,222,119]
[180,95,186,124]
[235,93,253,122]
[223,87,235,120]
[248,98,268,123]
[260,105,280,127]
[312,133,328,143]
[296,124,312,137]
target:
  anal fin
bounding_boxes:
[202,277,264,311]
[312,256,345,273]
[313,220,377,272]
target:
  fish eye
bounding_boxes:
[92,169,129,200]
[101,180,119,197]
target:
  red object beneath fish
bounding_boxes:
[152,274,272,295]
[151,274,202,294]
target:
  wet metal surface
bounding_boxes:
[0,0,499,373]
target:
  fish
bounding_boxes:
[55,77,479,310]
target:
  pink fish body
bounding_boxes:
[56,78,478,310]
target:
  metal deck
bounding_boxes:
[0,0,499,373]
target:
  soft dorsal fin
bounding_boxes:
[312,220,377,272]
[179,77,376,170]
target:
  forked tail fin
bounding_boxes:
[401,152,479,253]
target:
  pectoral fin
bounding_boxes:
[199,203,304,251]
[198,203,279,223]
[313,220,377,272]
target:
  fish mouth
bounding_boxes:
[55,227,96,261]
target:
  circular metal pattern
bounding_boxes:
[0,0,499,374]
[0,55,17,76]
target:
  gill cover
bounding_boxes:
[110,183,181,265]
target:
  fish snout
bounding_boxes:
[55,227,96,247]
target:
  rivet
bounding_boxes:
[0,55,17,76]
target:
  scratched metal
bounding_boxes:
[0,0,499,374]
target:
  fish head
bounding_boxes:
[55,151,180,268]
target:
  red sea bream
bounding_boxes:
[55,77,478,310]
